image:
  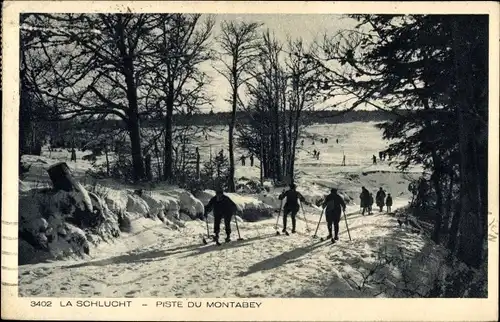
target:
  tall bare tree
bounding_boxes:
[215,21,262,192]
[148,14,215,181]
[23,13,167,182]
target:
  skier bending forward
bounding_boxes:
[204,189,238,243]
[322,188,346,242]
[278,183,306,235]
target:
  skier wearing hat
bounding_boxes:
[204,188,238,243]
[322,188,346,242]
[278,183,306,235]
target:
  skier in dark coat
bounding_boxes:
[204,189,238,243]
[386,194,393,213]
[376,187,386,212]
[278,183,306,234]
[360,187,370,215]
[250,154,254,167]
[322,188,346,242]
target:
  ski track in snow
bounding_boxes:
[19,122,431,298]
[19,200,423,298]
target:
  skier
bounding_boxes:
[372,155,377,164]
[336,138,339,144]
[316,151,320,160]
[301,140,304,146]
[320,138,324,143]
[322,188,346,242]
[250,154,254,167]
[240,155,246,166]
[342,154,346,166]
[325,138,328,144]
[312,140,315,145]
[204,189,238,244]
[376,187,386,212]
[368,193,374,214]
[278,183,306,235]
[313,149,317,158]
[360,187,370,215]
[386,193,393,213]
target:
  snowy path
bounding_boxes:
[19,199,429,298]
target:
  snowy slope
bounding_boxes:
[18,122,443,298]
[18,199,446,298]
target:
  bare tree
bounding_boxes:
[215,21,262,192]
[23,13,167,182]
[148,14,215,182]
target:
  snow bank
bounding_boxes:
[196,190,274,222]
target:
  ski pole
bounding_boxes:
[202,213,211,245]
[300,203,310,232]
[234,214,244,241]
[313,207,325,238]
[275,199,283,235]
[343,209,352,241]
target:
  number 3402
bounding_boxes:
[30,301,52,307]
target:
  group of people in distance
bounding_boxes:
[202,182,384,244]
[239,154,255,166]
[359,186,393,215]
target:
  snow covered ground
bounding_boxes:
[18,121,444,298]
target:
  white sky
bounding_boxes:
[202,14,359,112]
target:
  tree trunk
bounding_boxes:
[452,21,484,268]
[47,162,93,213]
[123,54,144,182]
[104,145,110,177]
[163,94,174,181]
[431,171,444,243]
[228,85,237,192]
[127,114,145,183]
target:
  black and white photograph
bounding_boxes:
[2,1,499,320]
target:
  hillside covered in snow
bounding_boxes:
[16,122,486,299]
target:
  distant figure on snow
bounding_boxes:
[250,154,254,167]
[336,138,339,144]
[312,140,315,145]
[301,140,304,146]
[204,189,238,244]
[205,134,208,140]
[316,151,320,160]
[386,194,393,213]
[372,155,377,164]
[342,154,346,166]
[278,183,306,235]
[378,151,383,161]
[240,155,247,166]
[376,187,386,212]
[320,138,324,143]
[322,188,346,242]
[360,187,370,215]
[324,138,328,144]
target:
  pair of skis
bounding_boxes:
[274,200,311,236]
[202,214,244,246]
[311,206,352,243]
